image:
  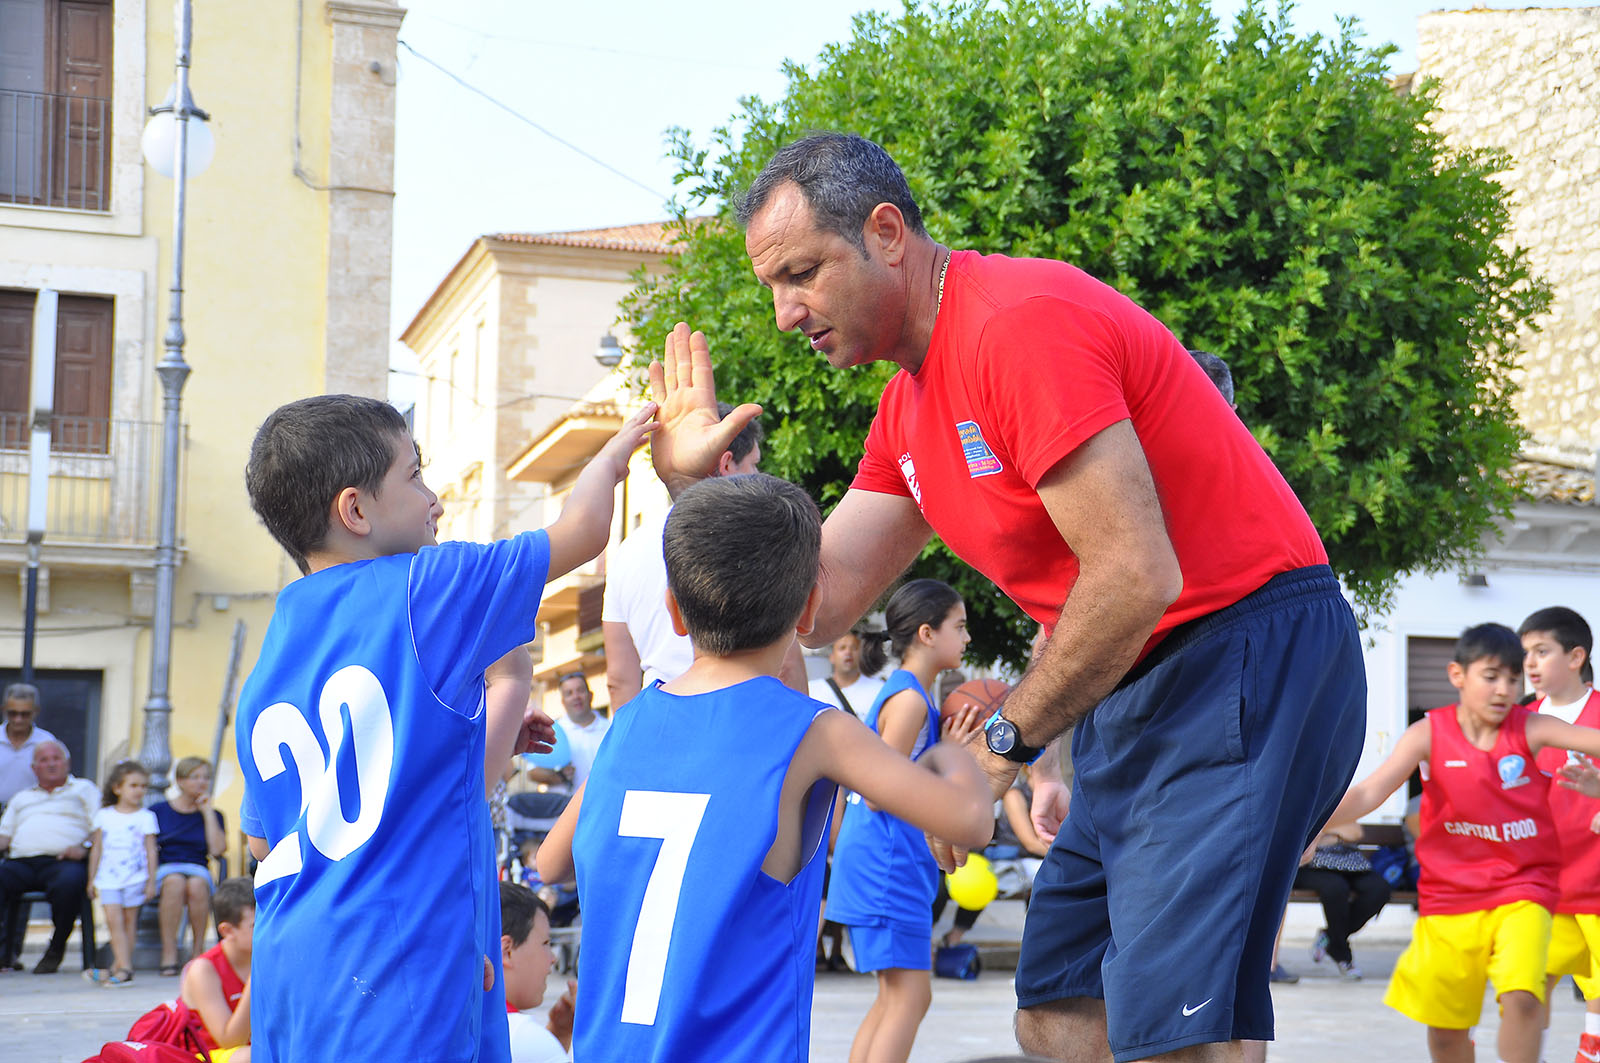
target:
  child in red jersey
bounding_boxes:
[1519,606,1600,1063]
[1322,623,1600,1063]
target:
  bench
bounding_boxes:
[3,887,97,971]
[1286,822,1417,908]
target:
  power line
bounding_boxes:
[396,40,668,200]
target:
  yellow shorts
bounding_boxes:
[1549,912,1600,998]
[1385,900,1552,1029]
[205,1049,246,1063]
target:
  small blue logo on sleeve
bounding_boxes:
[1498,754,1529,789]
[956,421,1002,478]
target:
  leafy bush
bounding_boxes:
[623,0,1548,667]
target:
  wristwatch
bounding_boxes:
[984,710,1044,765]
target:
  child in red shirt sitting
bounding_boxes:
[179,876,254,1061]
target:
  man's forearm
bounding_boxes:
[1004,562,1173,748]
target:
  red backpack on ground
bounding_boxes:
[81,998,212,1063]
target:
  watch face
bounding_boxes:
[987,719,1017,755]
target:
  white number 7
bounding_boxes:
[618,790,710,1026]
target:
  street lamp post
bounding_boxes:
[137,0,212,792]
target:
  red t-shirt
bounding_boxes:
[1534,689,1600,913]
[852,251,1327,654]
[1416,704,1561,916]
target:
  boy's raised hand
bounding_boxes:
[647,323,762,498]
[1559,757,1600,801]
[592,402,661,483]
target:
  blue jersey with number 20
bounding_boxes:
[236,531,550,1063]
[571,678,836,1062]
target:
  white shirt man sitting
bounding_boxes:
[0,740,98,973]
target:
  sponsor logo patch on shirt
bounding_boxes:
[956,420,1002,478]
[1498,754,1530,789]
[897,452,924,509]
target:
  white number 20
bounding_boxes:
[250,665,396,886]
[618,790,710,1026]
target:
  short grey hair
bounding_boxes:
[735,132,925,252]
[32,739,68,763]
[2,682,40,709]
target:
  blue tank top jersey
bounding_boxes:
[235,531,550,1063]
[825,669,940,929]
[571,678,836,1062]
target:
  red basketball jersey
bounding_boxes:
[1417,704,1560,915]
[1535,689,1600,913]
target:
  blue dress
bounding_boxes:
[572,678,836,1062]
[237,530,550,1063]
[825,669,940,932]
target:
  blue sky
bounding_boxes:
[387,0,1579,396]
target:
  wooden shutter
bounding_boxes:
[51,293,111,452]
[51,0,110,209]
[0,288,33,446]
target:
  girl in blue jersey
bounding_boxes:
[828,578,972,1063]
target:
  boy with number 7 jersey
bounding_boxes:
[1319,623,1600,1063]
[236,394,656,1063]
[537,473,994,1062]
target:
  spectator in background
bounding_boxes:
[150,755,226,975]
[809,628,885,719]
[1295,822,1392,980]
[0,684,57,809]
[0,740,97,973]
[602,403,763,709]
[549,674,608,791]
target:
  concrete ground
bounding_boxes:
[2,900,1592,1062]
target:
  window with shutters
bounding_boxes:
[0,0,114,211]
[0,288,113,453]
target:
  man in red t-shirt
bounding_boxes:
[647,133,1366,1063]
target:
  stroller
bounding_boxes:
[503,790,581,928]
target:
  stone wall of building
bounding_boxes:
[1417,9,1600,455]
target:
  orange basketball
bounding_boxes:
[941,678,1011,721]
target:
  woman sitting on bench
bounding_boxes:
[1295,822,1393,980]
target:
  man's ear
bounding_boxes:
[331,486,371,538]
[664,588,690,637]
[794,582,823,639]
[863,202,907,266]
[502,933,516,965]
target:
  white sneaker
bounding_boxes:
[1336,960,1362,981]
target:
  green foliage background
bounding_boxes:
[621,0,1549,668]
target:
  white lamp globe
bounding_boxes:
[142,87,215,179]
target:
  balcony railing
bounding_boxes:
[0,89,110,212]
[0,415,183,547]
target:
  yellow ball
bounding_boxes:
[945,852,999,910]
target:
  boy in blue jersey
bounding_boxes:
[537,473,994,1062]
[235,394,656,1063]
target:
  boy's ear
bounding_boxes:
[1572,646,1590,672]
[331,486,371,538]
[501,933,516,965]
[1446,660,1466,691]
[217,920,235,939]
[664,588,690,638]
[793,582,823,639]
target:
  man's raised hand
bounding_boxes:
[647,322,762,498]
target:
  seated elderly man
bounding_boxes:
[0,740,97,973]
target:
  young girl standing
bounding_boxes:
[827,578,974,1063]
[86,760,159,985]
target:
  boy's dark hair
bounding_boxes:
[715,401,763,466]
[246,395,410,574]
[664,474,822,656]
[1188,349,1235,405]
[860,579,964,677]
[1454,623,1523,673]
[213,876,256,930]
[499,881,550,948]
[101,759,148,807]
[735,132,926,251]
[1518,606,1594,684]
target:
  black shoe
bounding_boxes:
[32,946,64,975]
[2,959,22,972]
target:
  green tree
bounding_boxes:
[622,0,1549,668]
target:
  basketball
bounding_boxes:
[946,852,1000,910]
[941,677,1010,722]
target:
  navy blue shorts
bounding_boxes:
[1014,565,1366,1061]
